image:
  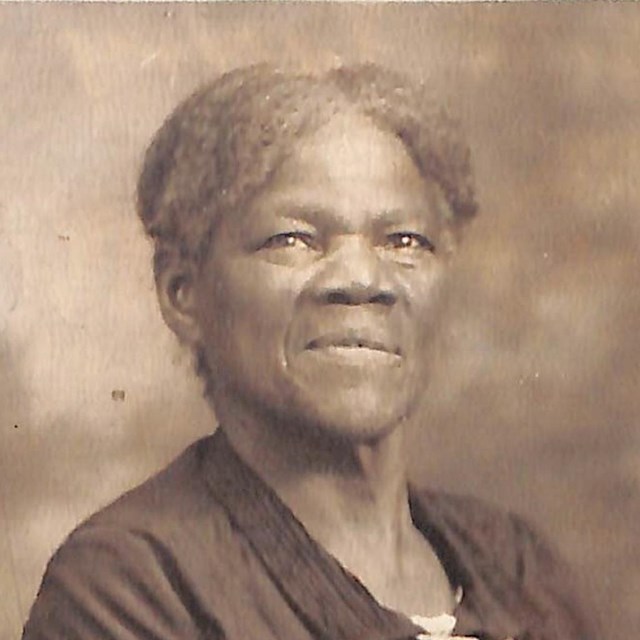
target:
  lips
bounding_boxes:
[305,331,401,356]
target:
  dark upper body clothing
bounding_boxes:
[23,430,597,640]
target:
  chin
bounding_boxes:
[287,383,417,445]
[315,417,399,445]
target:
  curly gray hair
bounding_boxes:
[137,63,478,278]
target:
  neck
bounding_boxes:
[216,401,414,558]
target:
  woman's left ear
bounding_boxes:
[156,261,202,346]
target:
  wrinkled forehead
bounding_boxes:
[230,110,450,223]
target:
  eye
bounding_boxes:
[385,232,435,253]
[260,231,318,251]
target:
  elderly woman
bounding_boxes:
[23,64,596,640]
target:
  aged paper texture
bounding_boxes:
[1,3,638,639]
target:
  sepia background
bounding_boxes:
[1,3,639,639]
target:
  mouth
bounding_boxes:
[306,333,401,356]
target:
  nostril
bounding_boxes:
[324,289,396,306]
[371,291,395,306]
[326,290,352,305]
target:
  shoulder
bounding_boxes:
[23,521,218,640]
[413,487,513,526]
[412,486,579,578]
[84,435,218,534]
[414,488,574,572]
[411,487,528,562]
[411,488,600,640]
[23,436,231,640]
[55,434,242,580]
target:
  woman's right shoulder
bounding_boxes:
[22,517,224,640]
[22,436,233,640]
[71,435,219,536]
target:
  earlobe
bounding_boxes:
[156,265,202,346]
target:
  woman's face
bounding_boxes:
[193,113,453,442]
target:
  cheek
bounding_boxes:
[403,266,447,342]
[202,259,302,364]
[402,258,445,302]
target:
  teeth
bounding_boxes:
[332,342,380,350]
[307,338,396,353]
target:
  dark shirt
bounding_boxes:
[23,430,597,640]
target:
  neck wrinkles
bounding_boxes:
[216,401,413,553]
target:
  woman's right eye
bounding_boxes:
[260,232,317,250]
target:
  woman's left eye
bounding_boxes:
[385,232,435,252]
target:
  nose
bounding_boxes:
[310,236,397,307]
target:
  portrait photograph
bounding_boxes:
[0,3,638,640]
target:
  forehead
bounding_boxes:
[246,113,442,225]
[283,113,420,182]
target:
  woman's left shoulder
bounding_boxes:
[411,487,535,555]
[410,487,601,640]
[410,486,578,587]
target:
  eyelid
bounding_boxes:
[259,230,320,250]
[385,231,436,253]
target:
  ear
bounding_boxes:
[156,260,202,347]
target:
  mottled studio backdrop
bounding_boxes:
[1,3,639,639]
